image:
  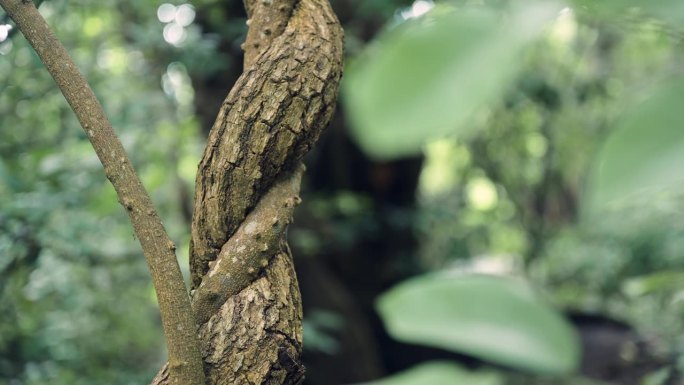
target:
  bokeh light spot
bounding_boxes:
[401,0,434,20]
[175,4,196,27]
[157,3,176,23]
[163,22,186,46]
[0,24,12,42]
[466,177,498,211]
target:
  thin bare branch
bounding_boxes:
[0,1,205,384]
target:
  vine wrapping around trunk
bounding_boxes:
[190,0,344,289]
[154,0,344,383]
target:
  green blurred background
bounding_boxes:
[1,0,683,384]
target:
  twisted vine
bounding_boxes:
[190,0,343,289]
[153,0,343,383]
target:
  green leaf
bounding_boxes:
[343,1,564,159]
[571,0,684,25]
[584,75,684,214]
[358,361,502,385]
[376,273,580,374]
[641,367,672,385]
[622,271,684,297]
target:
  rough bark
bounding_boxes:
[191,166,304,326]
[190,0,343,289]
[0,1,206,384]
[154,0,344,383]
[153,168,307,385]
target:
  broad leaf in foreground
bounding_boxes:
[376,273,579,374]
[343,1,563,159]
[358,361,502,385]
[584,75,684,215]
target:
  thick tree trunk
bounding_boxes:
[153,0,344,383]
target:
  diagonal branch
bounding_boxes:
[0,1,205,385]
[192,165,304,325]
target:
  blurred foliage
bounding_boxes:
[1,0,684,384]
[344,1,564,159]
[571,0,684,26]
[584,75,684,214]
[343,0,684,383]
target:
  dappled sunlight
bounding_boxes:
[83,16,103,37]
[96,47,128,73]
[466,177,498,211]
[419,139,470,197]
[0,23,11,41]
[161,62,194,109]
[400,0,434,20]
[549,7,577,44]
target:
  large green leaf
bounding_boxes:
[584,75,684,214]
[343,1,564,159]
[358,361,502,385]
[376,273,580,374]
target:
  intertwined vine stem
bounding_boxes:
[154,0,344,383]
[190,0,343,290]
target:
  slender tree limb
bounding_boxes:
[0,1,206,384]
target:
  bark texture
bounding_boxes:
[190,0,343,288]
[155,0,344,383]
[191,166,304,326]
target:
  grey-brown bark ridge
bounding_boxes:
[156,0,344,383]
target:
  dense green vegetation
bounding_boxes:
[1,0,682,384]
